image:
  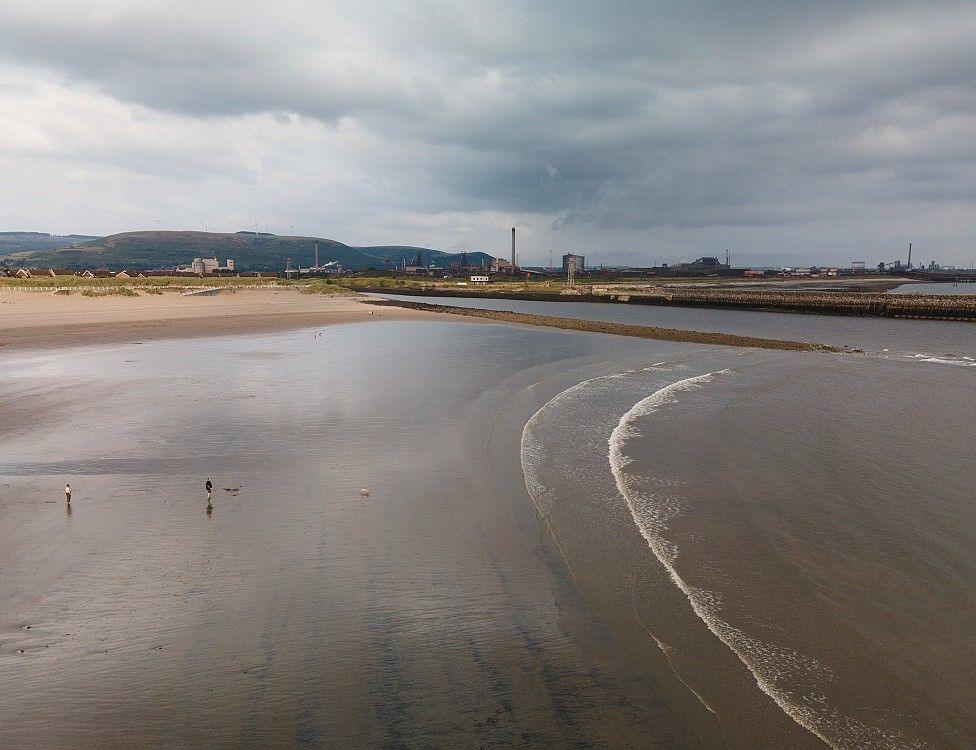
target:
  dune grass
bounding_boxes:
[81,287,140,297]
[299,278,359,296]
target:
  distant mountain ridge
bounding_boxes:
[0,232,99,263]
[0,231,495,272]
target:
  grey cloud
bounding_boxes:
[0,1,974,264]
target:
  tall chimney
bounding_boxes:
[315,241,320,269]
[511,227,516,275]
[907,242,912,270]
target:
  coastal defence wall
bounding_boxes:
[361,286,976,321]
[367,299,840,352]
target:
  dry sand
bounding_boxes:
[0,287,436,350]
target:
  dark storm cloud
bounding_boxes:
[0,1,974,261]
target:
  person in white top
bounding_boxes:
[65,483,71,503]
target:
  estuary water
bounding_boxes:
[374,292,976,361]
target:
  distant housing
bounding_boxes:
[0,264,273,279]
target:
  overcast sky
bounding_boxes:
[1,1,974,266]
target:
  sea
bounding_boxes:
[391,294,976,748]
[522,348,975,748]
[2,301,975,748]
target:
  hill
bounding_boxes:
[0,232,99,263]
[2,231,495,272]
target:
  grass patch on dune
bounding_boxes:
[299,279,358,296]
[81,287,139,297]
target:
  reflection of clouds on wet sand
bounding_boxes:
[0,320,696,748]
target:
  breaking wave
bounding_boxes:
[520,361,926,749]
[607,370,923,750]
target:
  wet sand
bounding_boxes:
[368,298,839,351]
[0,322,716,748]
[0,288,437,350]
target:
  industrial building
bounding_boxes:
[676,256,722,272]
[176,257,235,274]
[562,253,585,274]
[491,257,513,273]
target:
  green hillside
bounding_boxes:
[3,231,495,272]
[0,232,98,259]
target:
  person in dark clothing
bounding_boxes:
[206,478,213,502]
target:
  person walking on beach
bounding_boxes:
[206,478,213,503]
[65,483,71,504]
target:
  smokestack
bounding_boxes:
[907,242,912,270]
[511,227,516,275]
[314,241,320,269]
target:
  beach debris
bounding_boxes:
[359,488,370,497]
[223,483,243,493]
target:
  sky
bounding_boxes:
[0,1,974,267]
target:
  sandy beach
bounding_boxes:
[0,287,436,350]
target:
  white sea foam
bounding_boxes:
[918,356,976,366]
[607,371,925,750]
[520,368,637,518]
[902,352,976,367]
